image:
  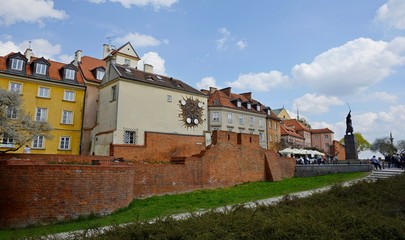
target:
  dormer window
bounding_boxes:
[267,109,271,116]
[11,58,23,71]
[96,69,105,80]
[237,101,242,108]
[247,103,251,109]
[256,105,261,111]
[213,99,219,105]
[35,63,47,75]
[64,68,75,80]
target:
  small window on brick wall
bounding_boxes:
[123,128,138,144]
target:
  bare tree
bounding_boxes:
[370,137,397,157]
[0,89,52,153]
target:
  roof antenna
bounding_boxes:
[106,36,116,50]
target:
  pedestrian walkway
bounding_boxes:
[365,168,405,180]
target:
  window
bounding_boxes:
[62,110,73,124]
[213,99,219,105]
[38,87,50,98]
[249,116,254,126]
[259,132,264,141]
[64,90,75,101]
[125,59,131,66]
[324,134,329,139]
[32,135,44,148]
[36,63,47,75]
[247,103,251,109]
[259,118,263,127]
[274,122,277,130]
[227,112,233,123]
[269,134,273,142]
[9,82,22,93]
[256,105,261,111]
[212,112,220,122]
[124,131,137,144]
[59,137,70,150]
[237,101,242,108]
[11,58,23,70]
[268,120,272,128]
[239,115,244,125]
[1,133,14,147]
[6,107,17,119]
[111,86,117,101]
[167,95,172,102]
[96,69,105,80]
[64,69,75,80]
[35,108,48,122]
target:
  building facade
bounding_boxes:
[0,49,85,154]
[311,128,334,154]
[91,43,208,156]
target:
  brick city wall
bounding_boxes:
[111,132,206,162]
[0,160,134,228]
[0,131,295,228]
[330,140,346,160]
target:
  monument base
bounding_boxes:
[344,134,358,160]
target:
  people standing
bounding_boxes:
[23,145,31,154]
[371,156,381,170]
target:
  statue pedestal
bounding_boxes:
[345,134,358,160]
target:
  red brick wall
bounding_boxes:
[330,140,346,160]
[0,160,134,228]
[112,132,206,162]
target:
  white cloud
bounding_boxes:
[292,37,405,96]
[58,54,74,64]
[88,0,178,10]
[226,71,289,91]
[115,32,161,48]
[196,77,221,90]
[293,93,344,114]
[216,27,231,50]
[362,91,398,104]
[138,52,166,75]
[0,0,67,26]
[0,39,61,60]
[236,40,247,50]
[375,0,405,30]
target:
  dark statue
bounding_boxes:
[345,110,353,135]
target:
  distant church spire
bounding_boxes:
[296,107,300,120]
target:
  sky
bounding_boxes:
[0,0,404,157]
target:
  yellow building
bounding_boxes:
[0,49,85,154]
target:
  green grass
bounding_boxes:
[0,172,368,239]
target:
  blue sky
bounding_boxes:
[1,0,404,156]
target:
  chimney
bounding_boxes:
[241,92,252,100]
[144,63,153,73]
[74,50,82,66]
[24,48,34,63]
[103,44,111,58]
[209,87,217,94]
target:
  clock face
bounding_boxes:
[179,97,204,128]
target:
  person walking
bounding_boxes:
[371,156,381,170]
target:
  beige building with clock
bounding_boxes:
[90,43,208,156]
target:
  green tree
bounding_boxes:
[370,137,397,157]
[339,132,371,154]
[0,89,52,153]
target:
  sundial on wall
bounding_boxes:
[178,97,204,128]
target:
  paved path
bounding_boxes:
[51,169,405,239]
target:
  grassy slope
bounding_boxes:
[0,172,368,239]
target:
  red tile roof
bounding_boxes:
[0,52,84,85]
[280,124,304,139]
[282,119,310,132]
[79,56,106,83]
[311,127,334,134]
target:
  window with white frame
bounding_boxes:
[9,82,22,93]
[64,69,75,80]
[256,105,261,111]
[239,115,244,125]
[61,110,73,124]
[64,90,75,101]
[32,135,44,148]
[269,134,273,142]
[125,59,131,66]
[212,112,220,122]
[237,101,242,108]
[324,134,329,139]
[274,122,277,130]
[247,103,251,109]
[124,130,137,144]
[249,116,254,126]
[269,120,272,128]
[59,136,70,150]
[167,95,172,102]
[38,87,50,98]
[259,132,264,141]
[36,63,47,75]
[227,112,233,123]
[1,133,14,146]
[96,69,105,80]
[6,106,17,119]
[35,108,48,122]
[258,118,263,127]
[11,58,23,71]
